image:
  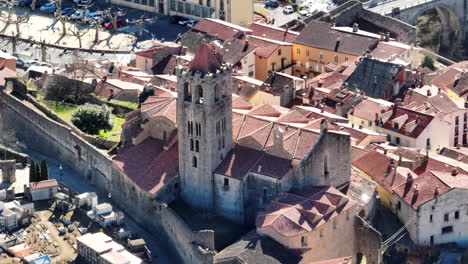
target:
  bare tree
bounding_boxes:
[51,0,63,18]
[104,7,126,33]
[11,32,18,54]
[91,19,102,43]
[13,13,30,37]
[129,15,154,39]
[1,1,18,24]
[69,26,87,48]
[58,15,68,36]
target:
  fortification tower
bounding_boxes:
[176,42,233,210]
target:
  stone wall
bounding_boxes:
[0,90,215,264]
[354,216,383,264]
[160,204,216,264]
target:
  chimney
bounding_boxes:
[283,26,289,42]
[457,144,461,150]
[385,32,390,42]
[358,125,363,129]
[438,87,441,95]
[452,169,458,176]
[426,90,431,96]
[320,119,328,134]
[334,35,342,52]
[318,79,324,88]
[352,23,359,33]
[243,40,250,52]
[398,155,402,164]
[407,173,413,184]
[434,185,439,196]
[273,127,284,150]
[384,149,388,155]
[414,184,419,196]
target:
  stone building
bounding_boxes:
[116,42,353,225]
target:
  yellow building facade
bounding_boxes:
[292,44,357,78]
[354,167,395,209]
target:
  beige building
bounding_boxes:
[110,0,253,26]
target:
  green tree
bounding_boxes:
[40,158,49,181]
[29,160,37,182]
[138,86,155,104]
[71,104,114,135]
[35,162,41,182]
[421,55,436,71]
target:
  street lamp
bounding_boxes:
[59,164,63,183]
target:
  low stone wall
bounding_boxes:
[160,204,215,264]
[0,144,29,164]
[0,90,214,263]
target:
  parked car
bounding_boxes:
[298,9,312,19]
[40,2,57,12]
[104,18,124,29]
[178,18,197,27]
[61,7,74,16]
[16,58,26,68]
[16,0,31,6]
[71,9,89,20]
[86,11,103,23]
[283,5,294,14]
[264,0,279,8]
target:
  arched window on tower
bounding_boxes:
[198,86,204,104]
[195,140,199,152]
[190,139,194,151]
[215,84,221,102]
[184,83,192,101]
[193,156,197,168]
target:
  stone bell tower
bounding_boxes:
[176,42,233,210]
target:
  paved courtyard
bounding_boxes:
[0,7,136,50]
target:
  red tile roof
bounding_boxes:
[192,18,251,41]
[381,106,434,138]
[113,138,178,195]
[30,179,58,190]
[189,42,223,73]
[394,171,450,209]
[352,151,407,192]
[349,98,392,122]
[248,23,299,43]
[247,36,289,58]
[214,145,263,180]
[370,41,406,60]
[256,187,355,237]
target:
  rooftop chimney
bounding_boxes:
[385,32,390,42]
[457,144,461,150]
[273,127,284,150]
[413,184,419,196]
[452,169,458,176]
[334,35,342,52]
[320,119,328,134]
[352,23,359,33]
[407,172,413,184]
[434,185,439,196]
[426,90,431,96]
[384,149,388,155]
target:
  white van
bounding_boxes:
[298,10,312,19]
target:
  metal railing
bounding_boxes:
[367,0,440,15]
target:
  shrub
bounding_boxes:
[421,55,436,71]
[71,104,114,135]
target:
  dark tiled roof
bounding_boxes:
[214,145,263,180]
[214,231,302,264]
[345,58,403,98]
[191,18,251,41]
[294,20,378,56]
[248,36,285,58]
[248,23,299,43]
[260,72,296,96]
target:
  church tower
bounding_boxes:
[176,42,233,210]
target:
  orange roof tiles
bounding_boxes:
[30,179,58,190]
[189,42,222,73]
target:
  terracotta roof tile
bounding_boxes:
[248,23,299,43]
[113,138,178,195]
[381,106,434,138]
[30,179,58,190]
[189,42,223,73]
[214,145,263,180]
[256,187,355,237]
